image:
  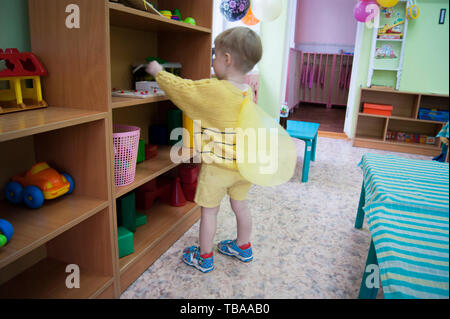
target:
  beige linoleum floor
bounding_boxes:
[120,137,430,299]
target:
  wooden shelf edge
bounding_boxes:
[108,2,212,34]
[362,87,449,98]
[0,107,108,143]
[90,277,115,299]
[111,95,170,109]
[119,202,199,274]
[358,113,446,125]
[0,198,109,270]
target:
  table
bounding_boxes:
[286,120,320,183]
[355,153,449,299]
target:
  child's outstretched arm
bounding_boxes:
[146,61,231,122]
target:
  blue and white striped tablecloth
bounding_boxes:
[359,153,449,299]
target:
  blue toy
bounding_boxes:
[0,219,14,247]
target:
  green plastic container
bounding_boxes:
[118,226,134,258]
[137,139,146,164]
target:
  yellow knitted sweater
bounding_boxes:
[156,71,251,171]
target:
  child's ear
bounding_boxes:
[224,52,232,67]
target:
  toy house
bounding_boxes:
[0,48,48,114]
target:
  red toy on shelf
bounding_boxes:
[0,48,48,114]
[170,177,186,207]
[136,176,172,210]
[179,164,199,202]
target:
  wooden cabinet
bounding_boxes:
[354,88,448,156]
[0,0,212,298]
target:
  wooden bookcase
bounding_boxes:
[0,0,212,298]
[353,88,449,156]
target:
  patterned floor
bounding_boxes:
[120,137,430,299]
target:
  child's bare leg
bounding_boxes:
[230,198,252,246]
[199,205,220,255]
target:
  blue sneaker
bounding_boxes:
[217,240,253,262]
[182,246,214,273]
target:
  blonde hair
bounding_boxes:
[214,27,263,73]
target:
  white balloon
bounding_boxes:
[251,0,283,22]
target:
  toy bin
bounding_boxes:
[113,124,141,187]
[363,103,393,116]
[418,108,449,122]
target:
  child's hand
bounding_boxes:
[146,61,163,77]
[440,137,449,145]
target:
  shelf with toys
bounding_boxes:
[115,145,196,198]
[109,0,212,295]
[109,2,212,34]
[354,87,448,156]
[115,161,201,292]
[2,0,213,298]
[119,200,199,281]
[0,117,114,297]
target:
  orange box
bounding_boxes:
[363,103,393,116]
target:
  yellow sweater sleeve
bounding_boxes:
[155,71,243,126]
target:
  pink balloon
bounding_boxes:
[354,0,378,22]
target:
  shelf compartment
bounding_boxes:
[419,95,449,111]
[355,115,387,140]
[358,113,446,124]
[115,146,196,198]
[109,2,211,34]
[0,258,111,299]
[112,95,170,109]
[0,208,114,298]
[0,107,107,143]
[119,201,201,292]
[0,196,108,269]
[360,89,419,118]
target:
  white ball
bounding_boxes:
[251,0,283,22]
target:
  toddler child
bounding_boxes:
[146,27,263,273]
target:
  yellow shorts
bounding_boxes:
[194,164,252,208]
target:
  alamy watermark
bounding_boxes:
[169,120,281,175]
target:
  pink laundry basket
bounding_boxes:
[113,124,141,187]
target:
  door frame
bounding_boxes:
[280,0,364,138]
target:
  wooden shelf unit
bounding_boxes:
[353,88,448,156]
[0,0,211,298]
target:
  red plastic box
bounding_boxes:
[363,103,393,116]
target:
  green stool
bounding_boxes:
[117,226,134,258]
[286,120,320,183]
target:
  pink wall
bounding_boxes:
[295,0,357,46]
